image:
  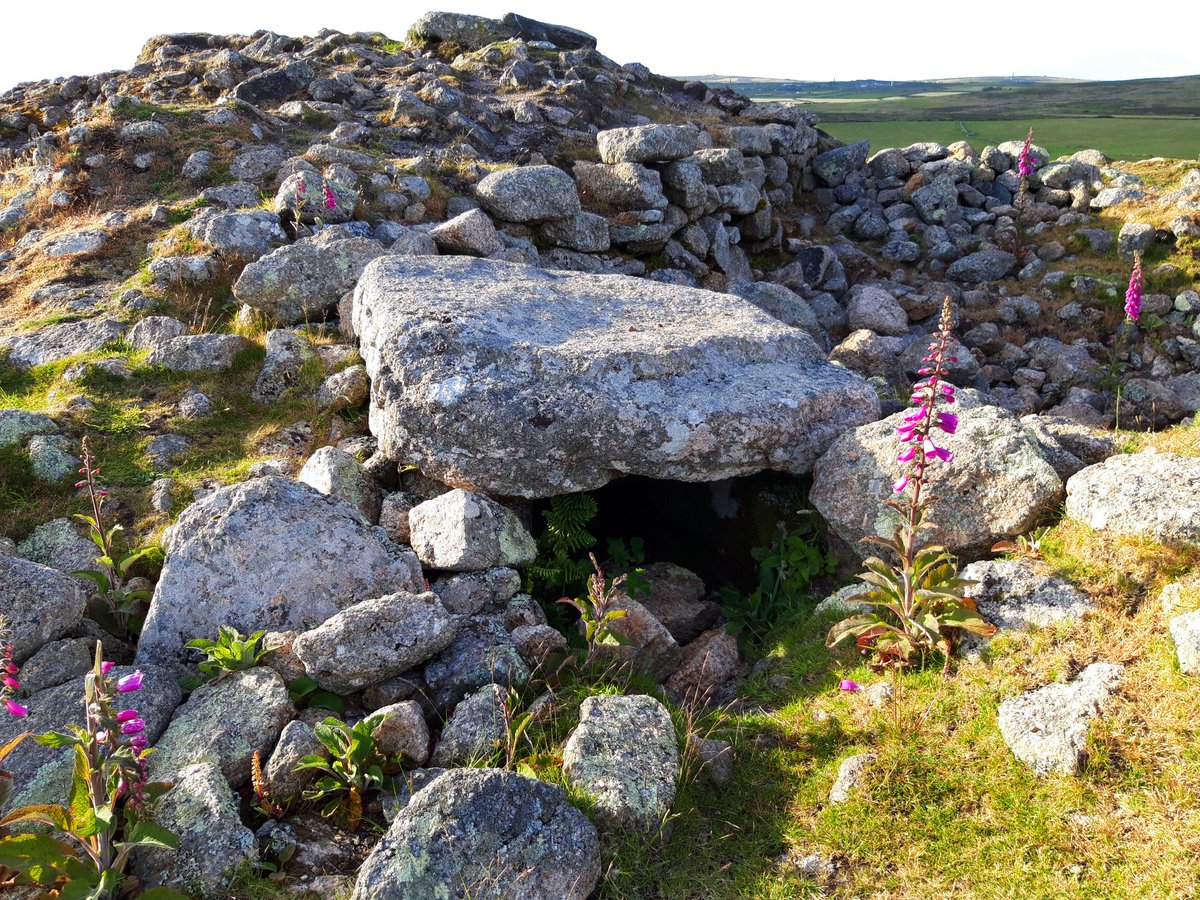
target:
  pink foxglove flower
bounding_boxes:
[116,670,144,693]
[1,620,25,717]
[838,679,861,692]
[1125,253,1144,322]
[4,698,27,717]
[893,298,958,495]
[322,179,337,210]
[120,718,145,735]
[1016,127,1035,202]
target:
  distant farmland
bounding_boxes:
[698,74,1200,160]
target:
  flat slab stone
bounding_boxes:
[353,256,879,497]
[960,559,1093,632]
[997,662,1122,775]
[4,319,126,369]
[1066,451,1200,546]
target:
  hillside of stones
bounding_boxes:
[2,9,1200,899]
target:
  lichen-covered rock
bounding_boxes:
[187,208,289,260]
[959,559,1093,633]
[0,409,55,448]
[829,752,876,803]
[263,720,328,801]
[430,683,505,767]
[431,567,522,617]
[373,701,431,765]
[997,663,1122,775]
[132,761,257,898]
[274,171,358,225]
[315,364,370,412]
[511,624,568,662]
[12,637,93,693]
[408,489,537,571]
[846,283,909,336]
[476,165,580,223]
[292,592,457,694]
[562,694,679,832]
[597,125,700,164]
[1066,451,1200,546]
[233,232,388,325]
[423,615,529,710]
[127,315,188,351]
[150,667,293,787]
[573,161,667,211]
[0,555,88,662]
[353,255,879,497]
[350,768,600,900]
[146,334,251,372]
[252,328,315,404]
[429,208,503,256]
[1169,610,1200,674]
[136,477,423,670]
[4,319,126,369]
[0,665,180,812]
[16,517,96,576]
[946,250,1016,283]
[811,398,1063,556]
[812,140,870,187]
[298,445,380,522]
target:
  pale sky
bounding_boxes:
[3,0,1198,95]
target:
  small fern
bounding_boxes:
[528,494,599,602]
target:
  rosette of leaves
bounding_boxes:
[186,626,278,680]
[827,514,994,672]
[294,713,396,832]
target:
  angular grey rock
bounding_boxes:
[499,12,597,49]
[430,682,505,767]
[292,591,457,694]
[829,752,876,803]
[1118,222,1155,259]
[1066,451,1200,546]
[315,364,370,413]
[353,256,880,497]
[573,161,667,211]
[1,665,180,812]
[729,281,823,343]
[429,208,503,256]
[373,701,431,765]
[476,165,580,223]
[350,768,600,900]
[228,145,289,181]
[423,615,530,710]
[665,626,741,702]
[128,315,187,351]
[947,250,1016,282]
[150,668,293,787]
[540,211,610,252]
[12,637,93,694]
[1169,610,1200,674]
[408,11,507,48]
[298,445,379,522]
[0,555,87,662]
[812,140,870,187]
[43,229,107,257]
[132,761,257,899]
[5,319,125,369]
[136,477,424,669]
[233,61,315,105]
[0,409,55,448]
[997,663,1123,775]
[511,623,568,662]
[17,518,96,575]
[408,489,537,571]
[811,400,1063,556]
[637,562,718,644]
[1113,378,1187,430]
[263,720,327,801]
[846,284,909,336]
[1091,187,1144,209]
[960,559,1093,633]
[591,592,681,682]
[233,232,388,324]
[28,435,79,482]
[146,334,251,372]
[274,171,358,225]
[432,567,522,616]
[253,329,314,403]
[597,125,700,164]
[188,209,289,260]
[562,694,679,832]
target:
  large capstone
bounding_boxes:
[350,768,600,899]
[353,256,880,497]
[136,477,423,670]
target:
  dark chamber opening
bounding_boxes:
[529,471,820,595]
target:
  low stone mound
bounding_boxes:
[353,255,880,497]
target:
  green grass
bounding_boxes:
[822,117,1200,161]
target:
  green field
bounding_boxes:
[821,117,1200,161]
